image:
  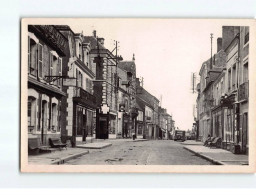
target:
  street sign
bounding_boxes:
[63,78,77,87]
[101,104,109,114]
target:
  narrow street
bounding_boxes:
[65,140,213,165]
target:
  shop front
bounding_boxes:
[73,87,97,144]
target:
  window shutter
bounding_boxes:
[76,70,78,86]
[28,37,30,73]
[57,58,61,86]
[86,78,89,91]
[38,44,43,78]
[49,53,53,77]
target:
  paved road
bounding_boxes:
[65,140,213,165]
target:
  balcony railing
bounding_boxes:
[74,87,96,104]
[238,81,249,101]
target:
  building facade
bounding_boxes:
[27,25,67,146]
[196,26,249,154]
[56,26,97,146]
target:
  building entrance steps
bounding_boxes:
[183,142,248,165]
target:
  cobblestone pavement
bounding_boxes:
[65,140,213,165]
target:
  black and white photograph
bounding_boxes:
[20,18,256,173]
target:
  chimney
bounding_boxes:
[217,38,222,52]
[136,78,140,87]
[98,38,104,46]
[93,30,96,38]
[132,53,135,61]
[222,26,240,51]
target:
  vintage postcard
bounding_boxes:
[20,18,256,173]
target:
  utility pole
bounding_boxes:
[210,33,213,69]
[191,72,196,94]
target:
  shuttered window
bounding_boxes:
[28,37,30,73]
[38,44,43,78]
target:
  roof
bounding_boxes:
[118,61,135,73]
[83,36,106,50]
[135,97,145,111]
[136,87,159,108]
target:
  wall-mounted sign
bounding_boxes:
[63,78,77,87]
[101,104,109,114]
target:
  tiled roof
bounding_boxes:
[83,36,106,50]
[118,61,135,72]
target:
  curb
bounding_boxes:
[128,139,148,142]
[76,143,112,149]
[183,146,226,165]
[51,150,89,165]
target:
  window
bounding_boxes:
[244,33,249,45]
[79,43,82,60]
[28,97,36,133]
[243,62,248,82]
[38,44,43,78]
[232,64,236,89]
[42,100,48,131]
[52,103,57,132]
[57,58,62,86]
[86,52,89,66]
[28,38,37,76]
[228,68,231,90]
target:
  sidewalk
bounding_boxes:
[28,148,89,165]
[183,141,248,165]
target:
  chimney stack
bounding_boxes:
[217,38,222,52]
[93,30,96,38]
[98,38,104,46]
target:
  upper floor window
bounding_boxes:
[244,32,249,45]
[28,37,38,77]
[50,51,62,87]
[228,68,231,90]
[232,64,236,89]
[28,34,43,78]
[243,62,248,82]
[86,78,93,94]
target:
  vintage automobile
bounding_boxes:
[173,130,186,142]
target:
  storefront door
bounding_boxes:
[242,113,248,153]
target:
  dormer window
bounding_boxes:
[79,43,82,60]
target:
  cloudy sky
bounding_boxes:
[67,19,224,130]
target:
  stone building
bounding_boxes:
[136,80,160,139]
[55,26,97,146]
[27,25,67,146]
[83,31,118,139]
[198,46,226,142]
[117,56,138,138]
[197,26,249,154]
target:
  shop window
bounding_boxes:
[28,97,36,133]
[51,103,57,132]
[87,110,93,136]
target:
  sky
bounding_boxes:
[67,19,223,130]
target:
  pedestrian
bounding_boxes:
[204,134,211,146]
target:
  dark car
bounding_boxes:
[174,130,186,142]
